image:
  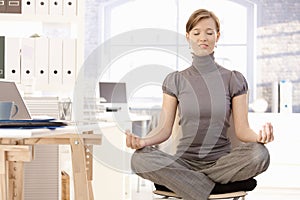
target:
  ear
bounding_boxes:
[216,31,220,42]
[186,32,190,42]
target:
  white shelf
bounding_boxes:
[0,14,80,23]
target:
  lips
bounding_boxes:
[199,44,209,49]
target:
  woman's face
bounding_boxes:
[186,17,220,56]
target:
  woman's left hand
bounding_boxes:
[257,122,274,144]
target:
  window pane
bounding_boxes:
[101,0,250,107]
[129,85,162,109]
[110,0,177,37]
[177,0,247,44]
[215,45,247,76]
[100,49,177,81]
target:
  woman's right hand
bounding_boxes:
[125,130,146,149]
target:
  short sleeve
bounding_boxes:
[229,70,248,98]
[162,71,179,97]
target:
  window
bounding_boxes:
[91,0,256,108]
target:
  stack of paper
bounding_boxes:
[82,97,105,121]
[24,96,59,119]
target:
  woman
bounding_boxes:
[126,8,274,200]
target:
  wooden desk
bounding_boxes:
[0,126,102,200]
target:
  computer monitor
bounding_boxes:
[99,82,127,103]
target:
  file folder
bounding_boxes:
[49,38,63,85]
[5,37,21,82]
[0,0,6,13]
[21,38,35,84]
[22,0,35,15]
[62,38,76,87]
[6,0,21,13]
[49,0,62,16]
[35,37,49,86]
[63,0,77,16]
[0,36,4,79]
[36,0,49,15]
[279,80,293,113]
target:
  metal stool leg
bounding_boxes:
[233,196,245,200]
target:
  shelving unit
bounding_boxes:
[0,1,85,94]
[0,2,85,200]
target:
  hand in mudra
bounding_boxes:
[125,130,147,149]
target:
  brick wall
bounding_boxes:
[84,0,102,59]
[254,0,300,112]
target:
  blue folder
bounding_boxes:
[0,119,68,129]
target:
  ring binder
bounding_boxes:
[6,0,21,13]
[0,36,4,79]
[0,0,6,13]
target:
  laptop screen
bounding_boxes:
[99,82,127,103]
[0,81,31,119]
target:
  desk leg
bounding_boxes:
[0,145,32,200]
[8,162,23,200]
[85,145,94,200]
[0,150,7,200]
[70,138,89,200]
[84,130,94,200]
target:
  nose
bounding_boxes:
[199,34,207,42]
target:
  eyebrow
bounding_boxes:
[192,28,215,31]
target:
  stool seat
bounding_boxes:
[153,190,181,198]
[209,191,247,199]
[153,190,247,199]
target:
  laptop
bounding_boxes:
[0,81,67,128]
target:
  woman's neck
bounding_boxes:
[192,53,218,74]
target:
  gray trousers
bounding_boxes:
[131,142,270,200]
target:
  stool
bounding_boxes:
[153,189,247,200]
[209,191,247,199]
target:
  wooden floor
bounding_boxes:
[131,177,300,200]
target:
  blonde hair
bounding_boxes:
[186,9,220,33]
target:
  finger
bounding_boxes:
[270,133,274,142]
[268,123,274,142]
[261,125,267,143]
[134,137,141,149]
[264,124,271,143]
[269,123,274,142]
[125,129,130,135]
[128,133,138,149]
[257,130,263,143]
[126,133,132,148]
[132,135,138,149]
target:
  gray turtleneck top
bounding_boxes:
[162,53,248,161]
